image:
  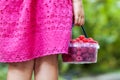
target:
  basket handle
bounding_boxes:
[72,24,88,38]
[81,26,88,38]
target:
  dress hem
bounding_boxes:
[0,52,68,63]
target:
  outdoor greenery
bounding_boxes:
[59,0,120,78]
[0,0,120,79]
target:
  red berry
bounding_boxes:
[76,56,83,61]
[62,54,69,61]
[77,51,82,56]
[90,40,97,43]
[72,39,77,43]
[70,40,73,43]
[93,41,98,43]
[77,47,81,51]
[83,38,88,42]
[68,47,73,53]
[81,47,88,53]
[67,58,73,62]
[71,47,77,54]
[76,38,80,42]
[88,38,94,41]
[72,54,77,59]
[88,38,98,43]
[78,40,83,43]
[88,47,96,53]
[82,53,89,58]
[79,35,85,40]
[62,54,73,62]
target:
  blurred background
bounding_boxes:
[0,0,120,80]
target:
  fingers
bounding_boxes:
[81,16,84,25]
[74,14,84,26]
[78,15,82,26]
[74,15,79,25]
[80,15,84,25]
[73,1,85,26]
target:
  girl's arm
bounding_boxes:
[72,0,85,26]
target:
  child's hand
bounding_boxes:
[73,0,85,26]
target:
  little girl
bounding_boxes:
[0,0,84,80]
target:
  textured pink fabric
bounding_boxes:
[0,0,73,62]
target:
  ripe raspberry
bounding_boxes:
[88,47,96,53]
[79,35,85,40]
[67,58,73,62]
[77,51,82,56]
[83,38,89,42]
[76,37,80,42]
[82,53,89,58]
[62,54,73,62]
[71,47,77,54]
[81,47,88,53]
[76,56,83,61]
[72,54,77,59]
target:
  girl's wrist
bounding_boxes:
[73,0,83,7]
[73,0,82,3]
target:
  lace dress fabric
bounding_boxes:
[0,0,73,62]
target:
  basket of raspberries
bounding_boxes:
[62,35,100,64]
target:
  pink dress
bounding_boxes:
[0,0,73,62]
